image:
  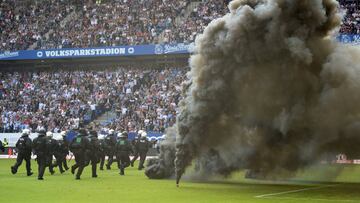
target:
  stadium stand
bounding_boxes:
[26,0,190,49]
[0,67,186,133]
[339,0,360,34]
[0,0,75,52]
[1,0,358,52]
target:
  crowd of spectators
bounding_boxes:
[0,0,75,52]
[0,67,186,133]
[36,0,190,49]
[339,0,360,34]
[163,0,227,44]
[1,0,360,52]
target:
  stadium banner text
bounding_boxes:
[0,43,195,60]
[1,35,358,60]
[337,34,360,45]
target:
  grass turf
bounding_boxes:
[0,159,360,202]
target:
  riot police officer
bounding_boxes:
[115,131,132,175]
[32,128,49,180]
[104,129,117,170]
[130,130,143,167]
[60,131,70,171]
[52,133,67,173]
[0,139,4,152]
[46,132,56,174]
[137,131,152,170]
[98,134,106,170]
[86,130,101,177]
[70,129,90,180]
[11,129,33,176]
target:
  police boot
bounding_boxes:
[120,168,124,175]
[71,166,76,174]
[11,166,17,174]
[27,172,33,176]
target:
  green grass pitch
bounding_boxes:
[1,159,360,202]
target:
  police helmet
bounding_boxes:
[98,134,105,140]
[54,134,62,141]
[60,131,67,137]
[37,127,46,135]
[141,131,147,138]
[22,129,31,135]
[46,131,53,138]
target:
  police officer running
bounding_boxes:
[98,134,106,170]
[32,128,49,180]
[115,131,132,175]
[86,130,101,178]
[11,129,33,176]
[60,131,70,171]
[70,129,90,180]
[137,131,152,170]
[104,129,117,170]
[52,133,67,173]
[46,132,56,175]
[130,130,143,167]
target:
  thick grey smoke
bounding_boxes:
[145,127,177,179]
[146,0,360,183]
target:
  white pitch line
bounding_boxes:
[255,184,337,198]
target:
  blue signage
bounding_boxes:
[337,34,360,45]
[0,43,195,61]
[0,35,358,61]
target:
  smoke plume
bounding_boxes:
[146,0,360,183]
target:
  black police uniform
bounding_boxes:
[11,133,33,176]
[115,135,132,175]
[61,136,70,170]
[32,131,49,180]
[86,131,101,177]
[0,140,4,152]
[46,136,57,174]
[70,130,90,179]
[52,138,68,173]
[99,138,106,170]
[104,133,117,169]
[137,137,151,170]
[130,135,141,167]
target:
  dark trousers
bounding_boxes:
[85,154,98,177]
[116,152,130,174]
[46,154,54,173]
[52,154,65,173]
[12,152,32,174]
[37,154,47,179]
[106,150,115,168]
[130,150,139,164]
[138,151,148,170]
[99,152,105,169]
[72,151,86,178]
